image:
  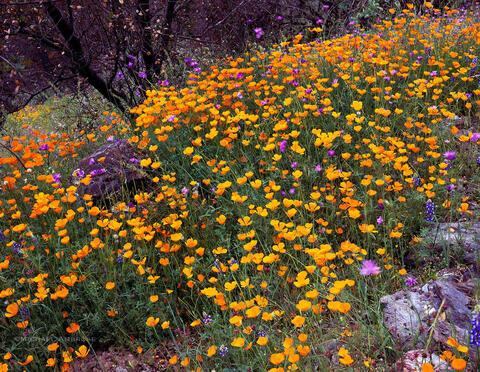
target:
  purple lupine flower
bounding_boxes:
[52,173,61,183]
[219,345,229,356]
[181,187,189,195]
[471,132,480,142]
[13,242,22,255]
[291,162,298,169]
[19,306,30,319]
[202,313,212,324]
[470,312,480,347]
[257,330,267,337]
[314,165,322,172]
[89,158,95,165]
[425,199,435,222]
[39,144,49,151]
[328,150,336,156]
[376,216,384,225]
[130,158,139,163]
[168,115,176,122]
[360,260,381,275]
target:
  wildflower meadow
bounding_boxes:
[2,3,480,371]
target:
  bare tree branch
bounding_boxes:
[43,0,127,111]
[0,55,23,77]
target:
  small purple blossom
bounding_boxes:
[471,132,480,142]
[168,115,176,122]
[314,165,322,172]
[130,158,139,163]
[90,169,106,177]
[39,144,49,151]
[405,275,418,288]
[72,169,85,178]
[443,151,456,160]
[328,150,336,156]
[181,187,189,195]
[360,260,381,276]
[52,173,61,183]
[291,162,298,169]
[376,216,383,225]
[254,28,264,38]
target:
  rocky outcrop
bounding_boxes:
[70,140,150,203]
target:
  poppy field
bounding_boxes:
[1,3,480,371]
